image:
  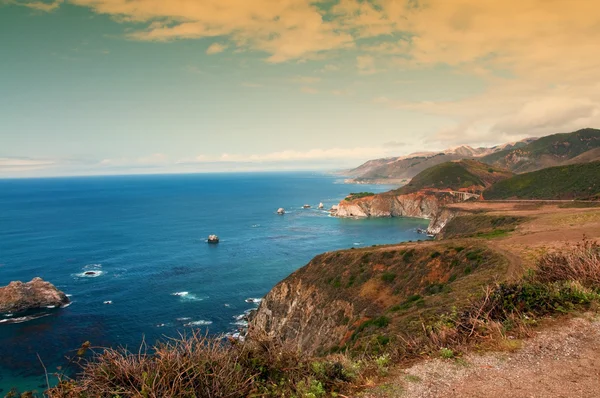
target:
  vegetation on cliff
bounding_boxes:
[481,128,600,173]
[483,161,600,200]
[345,192,375,201]
[394,159,513,195]
[438,215,528,239]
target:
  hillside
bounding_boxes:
[252,240,509,355]
[395,159,513,195]
[483,161,600,200]
[345,139,535,183]
[481,128,600,173]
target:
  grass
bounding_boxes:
[558,202,600,208]
[394,159,512,195]
[483,161,600,200]
[439,215,526,239]
[345,192,375,201]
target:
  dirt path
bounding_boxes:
[363,316,600,398]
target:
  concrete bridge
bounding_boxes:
[448,191,481,201]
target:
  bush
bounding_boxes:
[47,332,355,397]
[533,240,600,287]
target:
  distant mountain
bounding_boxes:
[483,161,600,200]
[345,139,535,183]
[480,128,600,173]
[395,159,514,195]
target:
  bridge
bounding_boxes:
[448,191,481,201]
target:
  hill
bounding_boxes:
[483,161,600,200]
[481,128,600,173]
[395,159,513,194]
[345,139,535,183]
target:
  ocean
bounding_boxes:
[0,172,428,392]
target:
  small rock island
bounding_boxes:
[0,277,70,314]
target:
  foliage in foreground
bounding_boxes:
[47,332,374,398]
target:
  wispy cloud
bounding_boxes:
[206,43,227,55]
[300,86,318,94]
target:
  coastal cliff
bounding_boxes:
[250,242,507,354]
[0,277,70,313]
[333,190,462,234]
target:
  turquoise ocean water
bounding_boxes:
[0,172,427,392]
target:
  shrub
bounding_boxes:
[533,240,600,287]
[381,272,397,283]
[47,332,355,398]
[439,348,454,359]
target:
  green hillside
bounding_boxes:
[396,159,513,194]
[481,128,600,173]
[483,161,600,200]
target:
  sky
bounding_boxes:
[1,0,600,177]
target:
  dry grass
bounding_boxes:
[534,239,600,287]
[47,332,360,398]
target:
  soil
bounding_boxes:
[363,315,600,398]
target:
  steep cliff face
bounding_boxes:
[334,191,462,234]
[0,277,70,313]
[250,243,507,354]
[251,279,355,353]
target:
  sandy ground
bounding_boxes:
[363,316,600,398]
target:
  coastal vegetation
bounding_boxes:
[395,159,513,195]
[345,192,375,201]
[483,161,600,200]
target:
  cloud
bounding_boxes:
[241,82,262,88]
[292,76,321,84]
[318,64,340,73]
[300,86,318,94]
[206,43,227,54]
[9,0,63,12]
[66,0,354,62]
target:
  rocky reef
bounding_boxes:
[0,277,70,313]
[333,190,463,234]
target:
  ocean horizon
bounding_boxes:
[0,172,428,392]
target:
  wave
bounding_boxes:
[231,320,248,327]
[245,298,262,304]
[0,313,51,325]
[172,292,204,301]
[176,317,191,321]
[184,320,213,327]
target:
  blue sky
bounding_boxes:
[1,0,599,177]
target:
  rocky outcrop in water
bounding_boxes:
[0,278,70,313]
[333,190,462,234]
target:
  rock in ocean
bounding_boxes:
[0,277,70,313]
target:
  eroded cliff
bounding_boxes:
[333,190,462,234]
[250,242,507,354]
